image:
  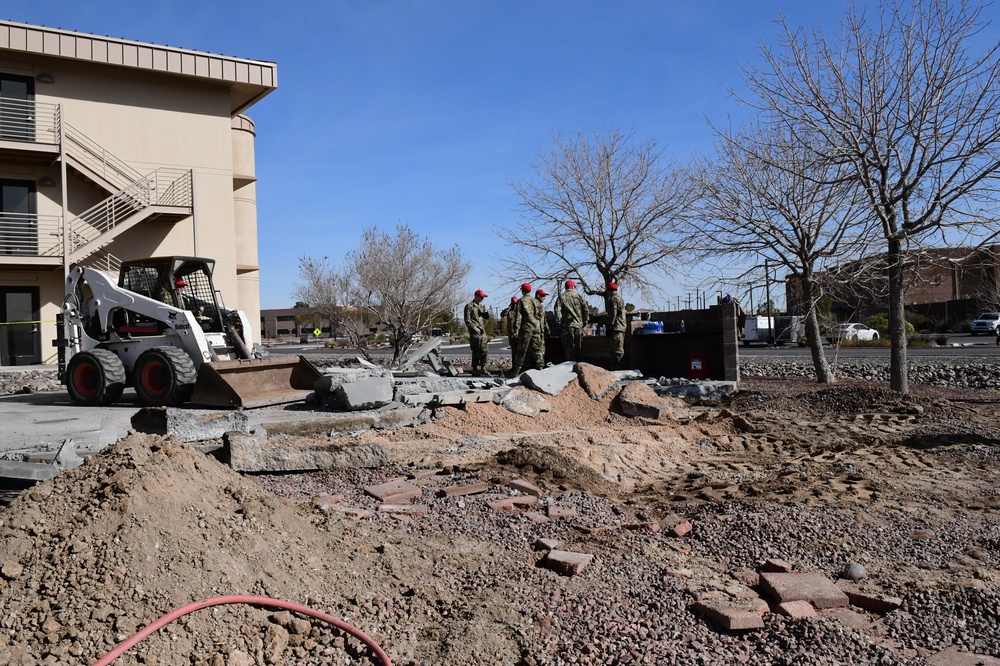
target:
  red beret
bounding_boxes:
[475,289,487,298]
[565,280,576,289]
[521,283,532,293]
[607,282,618,291]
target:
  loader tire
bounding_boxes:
[66,349,126,405]
[133,346,197,406]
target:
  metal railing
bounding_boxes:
[0,213,62,256]
[64,124,143,192]
[0,98,59,145]
[67,168,193,255]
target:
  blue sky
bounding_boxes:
[8,1,999,311]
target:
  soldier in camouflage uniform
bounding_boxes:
[500,295,521,365]
[554,279,589,362]
[535,288,550,366]
[509,283,544,376]
[464,289,490,376]
[606,281,627,369]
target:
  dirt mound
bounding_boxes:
[0,433,405,665]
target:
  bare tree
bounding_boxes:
[501,128,696,311]
[291,256,343,339]
[738,0,1000,393]
[694,119,874,382]
[343,224,471,365]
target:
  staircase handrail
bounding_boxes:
[63,123,144,192]
[67,168,193,254]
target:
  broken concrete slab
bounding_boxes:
[399,337,445,371]
[312,369,393,408]
[499,389,551,417]
[520,363,577,396]
[335,376,395,411]
[259,407,430,439]
[0,459,58,481]
[131,407,251,442]
[618,381,667,419]
[394,377,503,396]
[400,388,510,407]
[574,362,619,400]
[224,432,389,473]
[759,571,850,609]
[653,378,737,403]
[52,439,84,471]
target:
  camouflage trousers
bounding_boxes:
[512,326,544,373]
[469,333,488,373]
[609,331,625,369]
[561,326,583,362]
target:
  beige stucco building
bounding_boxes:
[0,20,275,365]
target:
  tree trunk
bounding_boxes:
[800,274,834,384]
[887,237,909,394]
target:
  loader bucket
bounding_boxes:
[190,356,323,408]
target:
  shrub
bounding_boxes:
[865,313,914,337]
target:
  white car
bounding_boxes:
[826,323,880,344]
[969,312,1000,336]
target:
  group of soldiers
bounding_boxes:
[463,280,627,377]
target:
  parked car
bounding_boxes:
[969,312,1000,336]
[826,323,880,344]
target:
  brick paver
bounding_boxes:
[759,572,849,609]
[544,550,594,576]
[363,478,422,503]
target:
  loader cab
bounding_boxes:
[118,257,225,334]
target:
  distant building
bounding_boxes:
[785,246,1000,327]
[0,20,275,364]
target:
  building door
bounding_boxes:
[0,73,35,142]
[0,287,41,366]
[0,180,37,255]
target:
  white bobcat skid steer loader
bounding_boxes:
[60,256,321,408]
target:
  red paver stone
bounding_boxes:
[533,538,562,551]
[437,481,490,498]
[760,558,794,573]
[669,520,693,537]
[524,511,550,523]
[509,479,543,497]
[544,550,594,576]
[926,646,1000,666]
[836,581,903,613]
[488,499,515,513]
[363,478,422,503]
[378,504,429,517]
[313,495,343,510]
[547,504,578,519]
[693,600,766,631]
[777,600,816,619]
[759,572,849,609]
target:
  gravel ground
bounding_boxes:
[1,359,997,664]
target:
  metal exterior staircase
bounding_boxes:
[0,101,194,269]
[65,167,193,263]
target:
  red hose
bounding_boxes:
[90,594,393,666]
